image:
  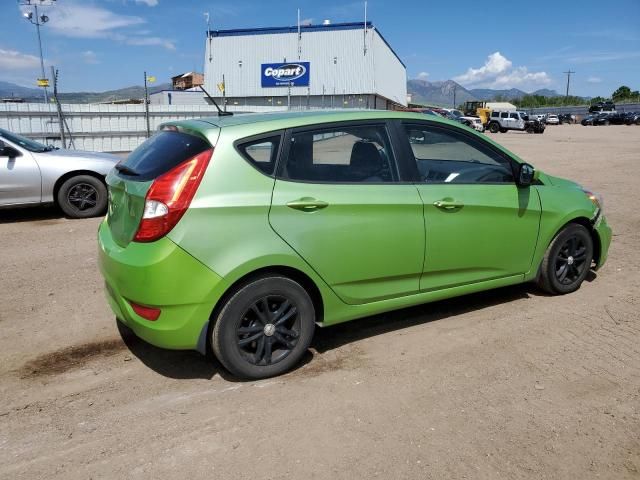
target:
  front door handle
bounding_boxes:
[286,197,329,212]
[433,199,464,210]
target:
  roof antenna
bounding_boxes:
[199,85,233,116]
[363,1,368,56]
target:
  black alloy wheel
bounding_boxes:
[236,295,300,366]
[212,275,316,379]
[554,236,589,286]
[537,224,593,294]
[67,183,98,211]
[57,174,108,218]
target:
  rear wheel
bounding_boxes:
[537,224,593,295]
[57,174,107,218]
[212,275,316,379]
[526,126,535,134]
[489,122,500,133]
[499,128,508,133]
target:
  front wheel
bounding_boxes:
[489,122,500,133]
[537,224,593,295]
[57,175,108,218]
[212,275,316,379]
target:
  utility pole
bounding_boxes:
[51,66,65,148]
[144,71,150,137]
[563,70,575,98]
[453,84,457,109]
[21,0,57,103]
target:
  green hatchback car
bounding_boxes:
[98,110,611,379]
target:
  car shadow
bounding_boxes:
[0,205,64,224]
[117,283,535,382]
[311,283,532,354]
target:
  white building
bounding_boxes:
[199,21,406,111]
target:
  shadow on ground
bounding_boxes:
[0,205,64,224]
[118,283,543,382]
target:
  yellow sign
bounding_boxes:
[217,82,225,93]
[37,78,49,87]
[146,76,156,83]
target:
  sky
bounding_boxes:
[1,0,639,96]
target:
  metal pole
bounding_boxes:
[222,73,226,112]
[287,82,292,110]
[51,66,65,148]
[144,71,150,137]
[34,4,49,103]
[453,85,457,108]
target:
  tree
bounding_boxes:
[612,86,632,102]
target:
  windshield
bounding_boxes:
[0,128,53,152]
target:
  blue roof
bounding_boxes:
[206,22,405,69]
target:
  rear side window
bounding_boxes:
[118,131,210,181]
[280,124,397,183]
[500,112,509,118]
[237,135,281,175]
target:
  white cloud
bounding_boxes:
[0,48,40,70]
[82,50,99,64]
[126,37,175,50]
[39,2,175,51]
[135,0,159,6]
[587,76,602,83]
[301,18,313,26]
[47,3,144,38]
[454,52,551,90]
[417,71,429,80]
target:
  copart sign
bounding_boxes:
[261,62,310,87]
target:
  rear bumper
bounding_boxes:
[594,213,612,270]
[98,219,222,351]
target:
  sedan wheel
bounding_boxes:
[212,275,315,379]
[57,174,108,218]
[537,224,593,294]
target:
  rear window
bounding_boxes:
[117,131,210,181]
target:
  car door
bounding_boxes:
[269,121,425,305]
[0,140,41,206]
[397,121,541,291]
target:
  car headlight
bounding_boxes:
[582,189,604,215]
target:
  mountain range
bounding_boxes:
[407,79,564,107]
[0,80,171,103]
[1,79,563,105]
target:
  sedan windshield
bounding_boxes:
[0,128,53,152]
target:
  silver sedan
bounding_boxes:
[0,129,119,218]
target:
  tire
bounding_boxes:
[526,126,535,134]
[489,122,500,133]
[56,174,108,218]
[212,275,316,379]
[499,128,508,133]
[537,224,594,295]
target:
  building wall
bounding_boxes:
[204,25,406,106]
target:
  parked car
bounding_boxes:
[98,111,611,379]
[522,115,546,134]
[581,112,611,126]
[559,114,576,124]
[0,128,118,217]
[589,101,616,113]
[463,116,485,132]
[624,112,640,125]
[606,112,628,125]
[546,114,560,125]
[486,110,529,133]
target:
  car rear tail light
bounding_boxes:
[133,148,213,242]
[129,301,161,321]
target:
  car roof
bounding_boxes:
[167,109,462,132]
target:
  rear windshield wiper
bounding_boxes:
[115,164,140,176]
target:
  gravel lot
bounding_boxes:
[1,124,638,479]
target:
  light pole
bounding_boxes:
[20,0,56,103]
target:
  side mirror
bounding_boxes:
[0,141,21,158]
[517,162,536,187]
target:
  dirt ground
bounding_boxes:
[0,124,639,480]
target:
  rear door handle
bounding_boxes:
[433,199,464,210]
[286,197,329,212]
